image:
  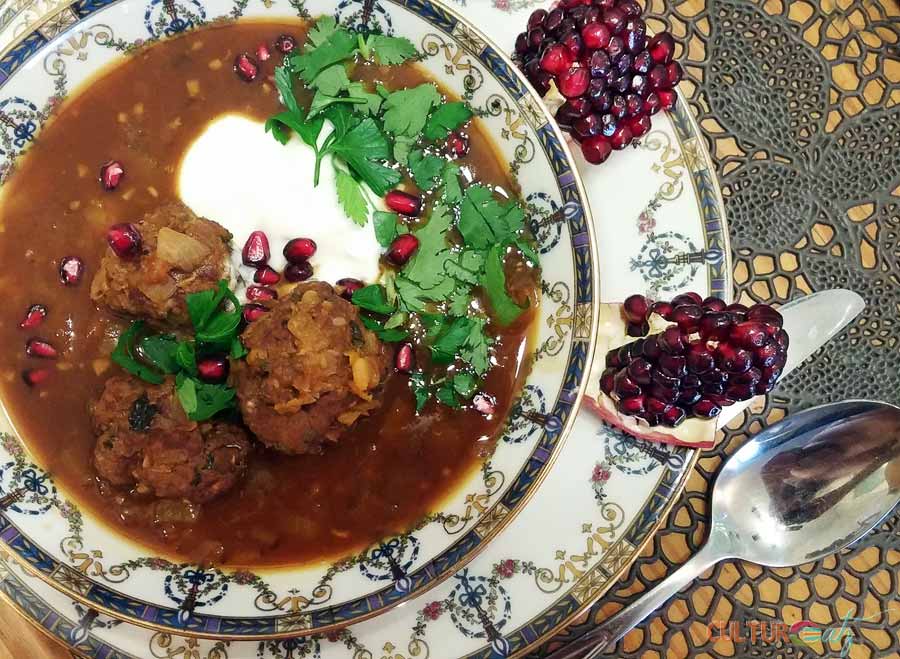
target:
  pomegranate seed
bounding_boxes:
[540,44,573,75]
[531,70,555,95]
[253,266,280,285]
[649,383,678,404]
[619,395,646,415]
[702,296,727,312]
[559,66,590,98]
[234,53,259,82]
[606,35,625,59]
[623,294,650,323]
[395,343,415,373]
[643,91,662,115]
[677,388,701,406]
[648,32,675,63]
[662,405,686,427]
[283,238,317,263]
[619,0,642,18]
[698,312,732,339]
[646,396,670,415]
[58,256,84,286]
[589,49,612,77]
[447,132,469,158]
[246,285,278,302]
[657,326,685,354]
[724,303,749,320]
[671,304,703,331]
[22,368,51,387]
[747,303,784,329]
[602,7,627,32]
[25,338,57,359]
[387,234,420,266]
[106,223,142,258]
[528,27,547,51]
[658,89,678,110]
[242,231,270,266]
[336,277,365,300]
[20,304,47,329]
[574,113,602,141]
[614,371,642,398]
[99,160,125,190]
[242,303,268,323]
[683,373,701,389]
[629,114,652,138]
[528,9,548,29]
[385,190,422,217]
[774,329,790,351]
[600,368,617,395]
[284,261,313,282]
[642,336,662,360]
[472,393,496,416]
[626,357,653,385]
[561,32,583,58]
[666,61,683,87]
[730,321,769,349]
[686,343,715,374]
[733,367,762,385]
[650,301,673,318]
[197,356,229,383]
[624,26,646,53]
[692,398,721,418]
[756,379,777,395]
[545,8,565,33]
[726,383,755,402]
[581,22,611,49]
[648,63,668,89]
[515,32,530,55]
[582,6,601,26]
[274,34,297,54]
[672,292,703,306]
[716,344,753,374]
[658,354,687,378]
[625,93,643,117]
[610,124,633,150]
[606,349,623,369]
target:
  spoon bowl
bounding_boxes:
[713,400,900,566]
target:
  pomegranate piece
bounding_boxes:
[602,7,627,32]
[626,357,653,385]
[106,223,143,258]
[284,261,313,283]
[385,190,422,217]
[246,285,278,302]
[658,89,678,110]
[58,256,84,286]
[561,32,583,59]
[610,124,633,150]
[619,395,646,416]
[447,132,469,158]
[99,160,125,190]
[699,312,733,339]
[623,294,650,323]
[686,343,715,374]
[666,61,683,87]
[629,114,652,138]
[25,338,58,359]
[730,321,769,349]
[234,53,259,82]
[582,22,611,49]
[670,303,703,331]
[662,405,686,427]
[716,343,753,374]
[540,43,573,75]
[672,292,703,306]
[528,9,548,29]
[197,356,229,383]
[559,66,590,98]
[657,326,685,354]
[702,296,727,312]
[692,398,721,418]
[242,231,270,267]
[22,368,51,387]
[242,303,268,323]
[472,393,497,416]
[648,32,676,63]
[387,234,420,266]
[20,304,47,329]
[747,303,784,329]
[253,266,280,286]
[600,367,617,395]
[283,237,317,263]
[395,343,415,373]
[614,371,642,398]
[626,320,649,337]
[658,353,687,378]
[274,34,297,54]
[336,277,364,300]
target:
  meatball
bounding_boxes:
[91,376,250,503]
[90,201,231,327]
[233,282,391,454]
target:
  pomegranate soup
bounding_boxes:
[0,19,541,567]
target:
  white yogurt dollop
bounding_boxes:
[177,113,383,290]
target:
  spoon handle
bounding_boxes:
[547,542,723,659]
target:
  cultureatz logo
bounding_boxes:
[707,608,899,657]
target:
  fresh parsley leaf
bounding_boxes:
[265,109,325,150]
[444,249,485,285]
[408,149,445,190]
[307,16,339,47]
[274,66,302,116]
[393,135,416,166]
[432,316,475,364]
[373,211,399,247]
[382,84,442,138]
[410,372,430,412]
[291,25,357,87]
[366,34,417,65]
[436,380,461,408]
[138,335,180,374]
[312,63,351,96]
[335,166,370,226]
[424,101,473,141]
[308,91,367,119]
[111,321,164,384]
[515,236,541,267]
[175,373,236,422]
[458,185,525,249]
[346,82,384,115]
[384,312,408,329]
[360,315,409,342]
[402,204,454,290]
[483,243,527,326]
[460,317,492,375]
[452,372,478,398]
[448,286,472,316]
[186,288,221,333]
[395,276,430,312]
[175,341,197,375]
[230,337,248,360]
[440,161,463,203]
[352,284,396,314]
[330,117,401,195]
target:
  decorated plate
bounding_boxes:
[0,5,730,657]
[0,0,599,640]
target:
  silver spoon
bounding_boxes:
[549,400,900,659]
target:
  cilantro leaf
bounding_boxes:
[352,285,396,314]
[175,373,236,422]
[308,91,366,119]
[408,149,445,191]
[515,236,541,267]
[452,372,478,398]
[382,84,442,138]
[483,243,527,326]
[432,316,474,364]
[460,317,492,375]
[402,204,454,290]
[443,249,485,285]
[312,63,351,96]
[424,101,473,141]
[291,26,357,87]
[138,335,180,374]
[230,337,248,360]
[448,286,472,316]
[111,321,165,384]
[373,211,399,247]
[274,65,302,116]
[410,372,430,412]
[307,16,339,47]
[436,380,462,408]
[175,341,197,375]
[330,117,401,195]
[440,161,463,203]
[367,34,417,65]
[346,82,384,115]
[360,315,409,342]
[394,276,431,312]
[393,135,416,166]
[335,166,370,226]
[458,185,525,249]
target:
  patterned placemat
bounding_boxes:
[535,0,900,657]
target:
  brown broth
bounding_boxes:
[0,20,536,567]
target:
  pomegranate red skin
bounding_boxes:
[387,234,420,266]
[99,160,125,190]
[395,343,415,373]
[581,136,613,164]
[242,231,270,267]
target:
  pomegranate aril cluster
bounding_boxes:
[600,293,789,427]
[515,0,681,164]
